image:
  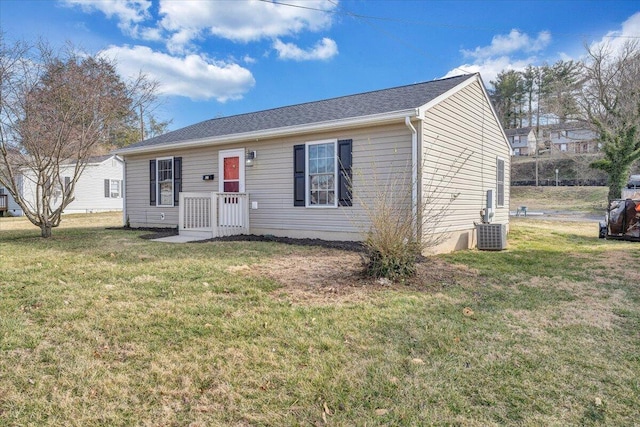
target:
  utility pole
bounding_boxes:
[535,151,539,187]
[139,104,145,142]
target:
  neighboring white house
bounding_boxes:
[115,74,511,254]
[505,127,538,156]
[0,184,22,217]
[1,154,124,216]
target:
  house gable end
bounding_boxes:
[419,74,510,153]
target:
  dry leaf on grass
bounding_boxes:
[375,408,389,416]
[323,402,332,415]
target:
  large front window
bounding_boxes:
[307,141,337,207]
[157,158,173,206]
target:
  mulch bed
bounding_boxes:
[202,234,366,252]
[108,226,365,252]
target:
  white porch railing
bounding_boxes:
[179,192,250,238]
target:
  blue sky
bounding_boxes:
[1,0,639,131]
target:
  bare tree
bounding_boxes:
[0,37,138,237]
[106,71,171,147]
[580,40,640,200]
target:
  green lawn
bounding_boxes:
[510,186,609,213]
[1,213,639,426]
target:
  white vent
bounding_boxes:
[476,223,507,250]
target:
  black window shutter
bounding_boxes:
[149,160,156,206]
[338,139,353,207]
[104,179,110,198]
[120,180,124,198]
[293,145,305,206]
[173,157,182,206]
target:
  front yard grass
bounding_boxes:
[1,213,639,425]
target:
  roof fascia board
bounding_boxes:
[115,109,419,156]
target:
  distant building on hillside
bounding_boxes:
[507,122,601,157]
[505,127,538,156]
[543,123,599,154]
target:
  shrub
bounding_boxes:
[361,186,420,280]
[350,149,469,282]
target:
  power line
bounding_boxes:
[325,0,472,76]
[260,0,640,40]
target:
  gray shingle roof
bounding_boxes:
[504,127,534,137]
[123,74,474,151]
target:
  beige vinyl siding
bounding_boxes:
[421,80,510,251]
[125,154,178,227]
[124,123,413,238]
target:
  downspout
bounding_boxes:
[122,157,127,227]
[405,115,419,240]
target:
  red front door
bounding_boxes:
[223,156,240,192]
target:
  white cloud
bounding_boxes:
[463,29,551,59]
[445,29,553,84]
[443,57,534,85]
[273,38,338,61]
[449,11,640,85]
[587,11,640,58]
[62,0,152,37]
[100,45,255,102]
[62,0,340,59]
[158,0,337,50]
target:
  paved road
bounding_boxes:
[510,210,602,222]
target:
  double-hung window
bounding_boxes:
[103,179,122,198]
[307,141,337,207]
[149,157,182,207]
[496,157,505,208]
[293,139,352,207]
[157,158,173,206]
[110,180,120,198]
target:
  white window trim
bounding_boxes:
[110,179,121,198]
[496,156,505,208]
[156,156,174,207]
[305,139,338,208]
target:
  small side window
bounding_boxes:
[496,158,505,208]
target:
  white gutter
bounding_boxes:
[115,109,419,156]
[405,115,418,239]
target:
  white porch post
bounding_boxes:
[178,192,185,231]
[211,192,219,238]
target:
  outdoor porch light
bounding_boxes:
[246,150,256,167]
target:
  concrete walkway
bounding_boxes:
[153,234,208,243]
